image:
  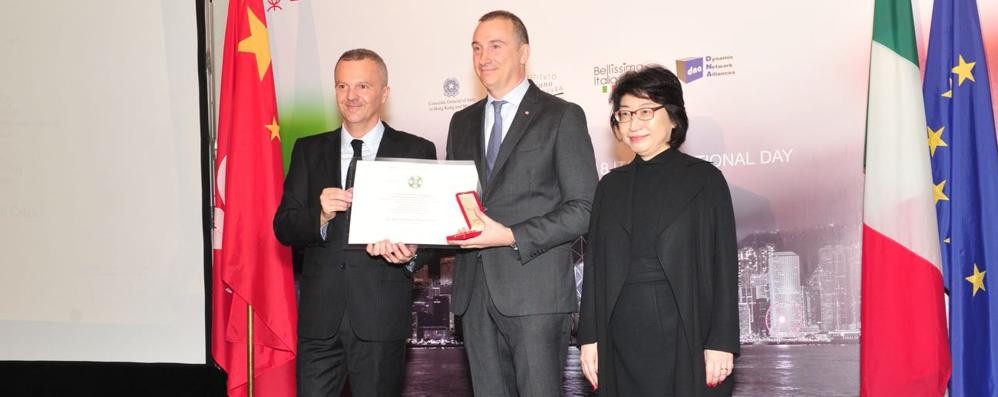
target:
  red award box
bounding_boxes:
[446,191,484,241]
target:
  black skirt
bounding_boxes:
[607,275,695,396]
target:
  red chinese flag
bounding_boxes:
[211,0,296,396]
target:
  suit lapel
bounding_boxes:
[323,128,343,188]
[484,82,541,197]
[376,123,403,158]
[464,100,488,187]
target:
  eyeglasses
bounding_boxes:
[613,106,665,123]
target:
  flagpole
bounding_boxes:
[248,304,254,397]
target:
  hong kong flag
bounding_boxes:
[211,0,297,396]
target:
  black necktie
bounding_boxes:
[345,139,363,189]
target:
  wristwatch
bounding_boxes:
[401,253,419,278]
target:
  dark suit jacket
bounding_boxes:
[446,81,598,317]
[577,149,740,396]
[273,124,436,340]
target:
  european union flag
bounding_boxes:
[923,0,998,395]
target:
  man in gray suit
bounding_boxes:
[446,10,598,396]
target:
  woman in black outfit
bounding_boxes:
[578,65,739,396]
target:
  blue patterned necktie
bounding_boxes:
[485,100,506,179]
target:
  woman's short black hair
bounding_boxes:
[609,65,689,149]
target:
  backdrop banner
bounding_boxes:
[245,0,998,394]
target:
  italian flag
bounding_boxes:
[860,0,951,396]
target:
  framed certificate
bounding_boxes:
[348,159,480,245]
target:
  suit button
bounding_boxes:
[339,263,346,270]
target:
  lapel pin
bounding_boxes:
[524,111,530,115]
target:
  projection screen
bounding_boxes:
[0,1,206,363]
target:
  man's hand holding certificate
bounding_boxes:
[348,159,481,246]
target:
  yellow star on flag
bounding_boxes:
[266,117,280,141]
[966,264,987,297]
[942,78,953,98]
[927,126,948,156]
[934,180,949,204]
[237,7,271,81]
[951,55,976,86]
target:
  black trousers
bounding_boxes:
[297,310,406,397]
[461,259,572,397]
[607,279,694,396]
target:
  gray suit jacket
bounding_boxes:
[446,81,598,317]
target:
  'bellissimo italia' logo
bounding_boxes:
[592,62,651,93]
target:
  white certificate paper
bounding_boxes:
[348,159,480,245]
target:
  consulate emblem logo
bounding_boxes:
[443,78,460,97]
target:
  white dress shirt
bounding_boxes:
[483,78,530,150]
[321,121,386,239]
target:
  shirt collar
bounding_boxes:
[487,78,530,108]
[341,120,385,154]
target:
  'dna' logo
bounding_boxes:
[443,78,460,97]
[676,57,704,83]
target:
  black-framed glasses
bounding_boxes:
[613,106,665,123]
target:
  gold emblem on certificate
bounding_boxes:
[408,175,423,189]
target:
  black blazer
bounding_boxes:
[446,81,598,317]
[273,124,436,340]
[577,149,740,396]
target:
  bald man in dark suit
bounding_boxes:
[446,11,598,397]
